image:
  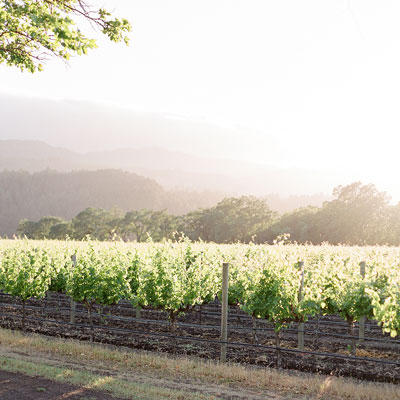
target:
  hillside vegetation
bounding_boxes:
[15,182,400,246]
[0,169,223,236]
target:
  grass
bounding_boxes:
[0,327,399,399]
[0,355,219,400]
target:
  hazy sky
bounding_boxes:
[1,1,400,200]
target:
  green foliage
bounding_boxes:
[0,243,51,299]
[17,216,67,239]
[66,244,129,306]
[0,169,185,238]
[132,242,219,319]
[257,206,320,244]
[337,281,374,323]
[8,176,400,246]
[49,221,74,240]
[183,196,276,243]
[257,182,396,246]
[318,182,390,245]
[120,209,177,242]
[1,239,400,339]
[0,0,131,72]
[72,207,123,241]
[241,250,319,331]
[368,274,400,338]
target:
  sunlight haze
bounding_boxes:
[1,0,400,201]
[3,2,400,387]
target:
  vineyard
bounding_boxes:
[0,239,400,382]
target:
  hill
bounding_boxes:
[0,169,223,236]
[0,139,332,205]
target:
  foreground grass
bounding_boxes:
[0,328,399,400]
[0,356,215,400]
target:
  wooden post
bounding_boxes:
[41,291,46,317]
[298,261,305,351]
[275,328,281,368]
[316,314,320,346]
[220,262,229,363]
[359,261,366,342]
[70,255,77,324]
[252,315,258,344]
[22,299,26,333]
[87,303,94,342]
[349,319,356,355]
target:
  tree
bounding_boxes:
[48,221,74,239]
[182,196,276,243]
[256,206,320,244]
[0,0,131,72]
[382,203,400,246]
[72,207,122,240]
[120,209,177,242]
[17,215,66,238]
[318,182,390,245]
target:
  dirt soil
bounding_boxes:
[0,344,287,400]
[0,369,123,400]
[0,292,399,384]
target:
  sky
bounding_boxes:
[1,0,400,200]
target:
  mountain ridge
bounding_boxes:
[0,139,336,199]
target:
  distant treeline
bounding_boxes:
[16,182,400,245]
[0,169,224,237]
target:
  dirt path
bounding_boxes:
[0,369,123,400]
[2,328,398,400]
[2,295,399,383]
[0,345,287,400]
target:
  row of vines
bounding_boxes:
[0,239,399,342]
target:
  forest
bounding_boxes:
[0,169,223,237]
[15,180,400,246]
